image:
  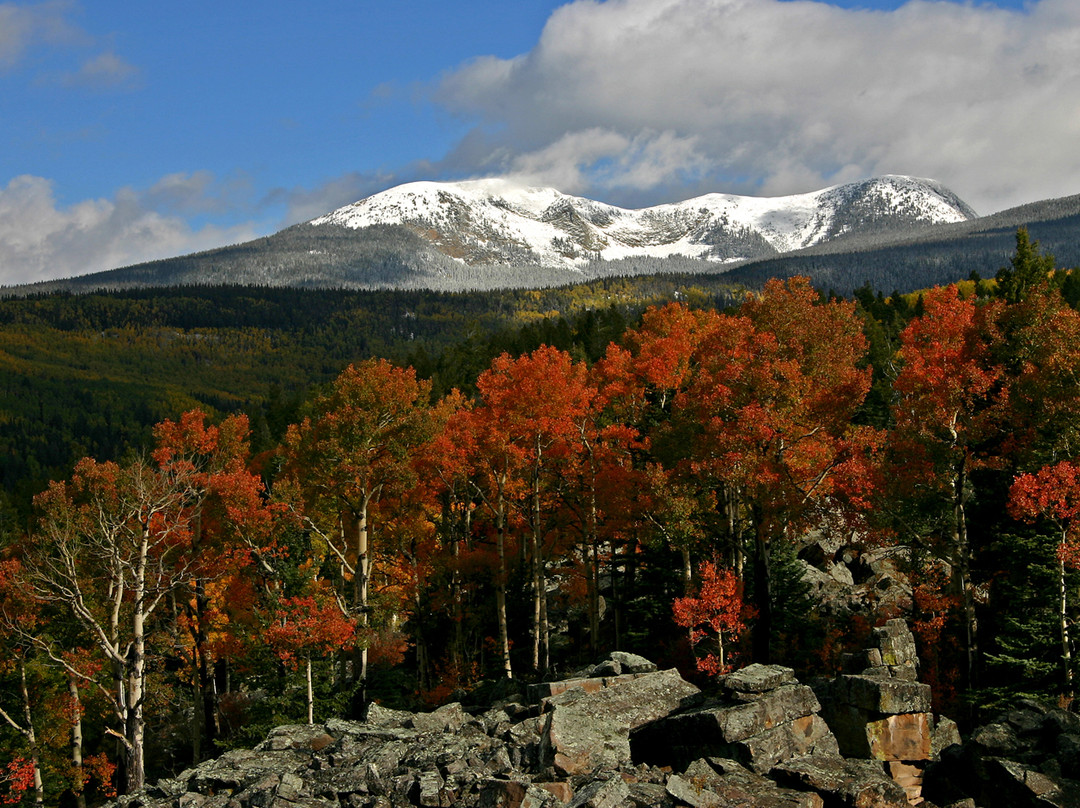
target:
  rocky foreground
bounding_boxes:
[112,621,1080,808]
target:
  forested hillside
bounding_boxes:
[0,278,739,531]
[4,231,1080,805]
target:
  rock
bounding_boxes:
[610,652,658,674]
[410,702,467,734]
[666,774,723,808]
[565,775,629,808]
[984,757,1080,808]
[480,778,555,808]
[931,715,962,759]
[835,675,932,715]
[626,781,673,807]
[541,705,626,776]
[723,663,797,694]
[365,702,416,728]
[536,781,574,802]
[528,673,642,702]
[970,721,1022,756]
[885,761,923,806]
[846,711,932,761]
[873,619,919,669]
[771,754,910,808]
[540,668,701,775]
[588,659,622,677]
[635,685,839,773]
[671,757,825,807]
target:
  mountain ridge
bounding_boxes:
[307,174,975,269]
[12,175,1080,296]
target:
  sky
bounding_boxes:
[0,0,1072,285]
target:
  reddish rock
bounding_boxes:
[536,782,573,803]
[886,761,924,806]
[866,713,932,762]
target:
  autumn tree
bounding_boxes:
[1008,461,1080,698]
[150,410,272,761]
[284,359,435,704]
[672,561,747,676]
[264,586,356,724]
[679,277,873,662]
[890,285,1006,689]
[472,346,596,675]
[0,560,45,807]
[26,454,203,793]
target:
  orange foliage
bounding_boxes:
[672,562,747,676]
[0,759,34,805]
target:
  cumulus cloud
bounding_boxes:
[0,175,260,286]
[435,0,1080,213]
[0,0,81,69]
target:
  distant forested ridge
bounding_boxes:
[0,278,739,528]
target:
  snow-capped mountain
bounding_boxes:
[309,175,977,270]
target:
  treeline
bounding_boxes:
[4,231,1080,804]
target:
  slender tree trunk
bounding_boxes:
[69,674,86,808]
[952,460,977,690]
[126,533,149,794]
[355,494,372,708]
[495,489,513,679]
[587,482,601,654]
[306,657,314,725]
[723,486,744,579]
[680,546,693,595]
[531,458,544,673]
[1060,534,1074,700]
[18,660,44,808]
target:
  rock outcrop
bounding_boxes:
[105,640,1080,808]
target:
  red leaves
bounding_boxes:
[1009,461,1080,568]
[672,561,747,677]
[0,759,35,805]
[264,591,356,669]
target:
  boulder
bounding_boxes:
[632,673,839,773]
[609,651,658,674]
[664,758,826,808]
[540,668,701,775]
[723,663,797,694]
[565,775,629,808]
[771,754,911,808]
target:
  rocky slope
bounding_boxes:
[106,620,1080,808]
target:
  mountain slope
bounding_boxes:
[310,175,975,268]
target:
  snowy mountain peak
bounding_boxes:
[308,175,977,270]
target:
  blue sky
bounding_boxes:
[0,0,1067,284]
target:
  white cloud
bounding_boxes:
[435,0,1080,213]
[0,175,260,286]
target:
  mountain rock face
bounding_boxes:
[310,176,976,271]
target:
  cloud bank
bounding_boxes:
[435,0,1080,214]
[0,175,259,286]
